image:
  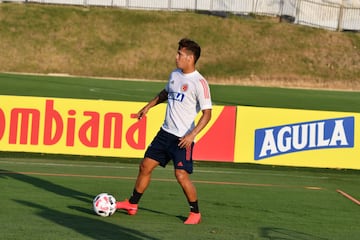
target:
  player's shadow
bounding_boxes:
[15,200,160,240]
[260,227,329,240]
[0,169,93,203]
[136,207,186,223]
[2,169,160,239]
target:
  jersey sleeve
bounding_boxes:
[165,72,172,92]
[197,78,212,110]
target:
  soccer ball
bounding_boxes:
[93,193,117,217]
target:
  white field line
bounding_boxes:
[0,170,325,190]
[0,159,333,181]
[336,189,360,206]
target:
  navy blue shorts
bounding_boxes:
[144,128,194,174]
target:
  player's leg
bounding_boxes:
[175,169,201,224]
[116,157,159,215]
[175,169,198,202]
[172,142,201,224]
[134,157,160,193]
[117,128,169,215]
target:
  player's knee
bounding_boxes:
[139,158,157,175]
[175,170,188,183]
[139,162,151,175]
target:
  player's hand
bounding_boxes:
[178,133,195,148]
[137,107,148,120]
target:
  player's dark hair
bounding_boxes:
[178,38,201,63]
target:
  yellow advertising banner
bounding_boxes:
[2,95,359,169]
[235,106,360,170]
[0,95,232,161]
[0,95,165,157]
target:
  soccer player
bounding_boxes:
[116,38,212,224]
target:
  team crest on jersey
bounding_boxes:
[181,84,188,92]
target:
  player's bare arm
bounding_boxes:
[137,89,168,120]
[178,108,212,148]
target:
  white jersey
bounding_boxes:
[161,69,212,137]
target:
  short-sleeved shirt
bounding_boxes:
[161,69,212,137]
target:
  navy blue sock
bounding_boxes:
[189,200,199,213]
[129,189,142,204]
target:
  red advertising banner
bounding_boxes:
[193,106,236,162]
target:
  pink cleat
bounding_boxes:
[184,212,201,224]
[116,199,138,215]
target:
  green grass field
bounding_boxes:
[1,158,359,240]
[1,73,360,112]
[0,73,360,239]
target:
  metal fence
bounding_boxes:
[3,0,360,31]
